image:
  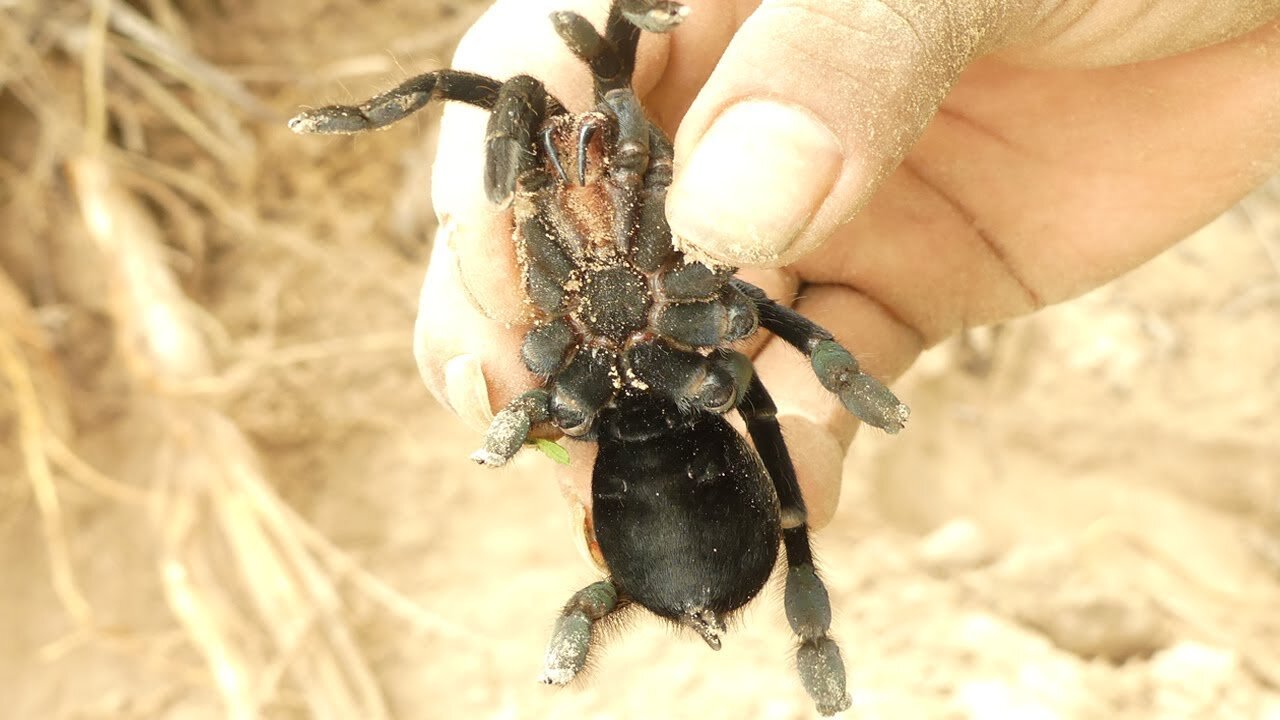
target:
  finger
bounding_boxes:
[638,0,747,133]
[414,224,538,432]
[557,437,601,568]
[751,283,925,529]
[666,0,1021,267]
[752,19,1280,523]
[664,0,1280,269]
[775,414,845,531]
[912,22,1280,309]
[791,18,1280,347]
[1003,1,1280,67]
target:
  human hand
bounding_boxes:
[415,0,1280,538]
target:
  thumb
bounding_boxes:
[666,0,1017,267]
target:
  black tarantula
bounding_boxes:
[290,1,908,714]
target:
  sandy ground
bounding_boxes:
[3,1,1280,719]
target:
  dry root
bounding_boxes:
[0,2,454,716]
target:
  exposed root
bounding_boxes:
[0,300,92,628]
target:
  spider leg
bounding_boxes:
[546,8,649,185]
[733,279,910,433]
[654,282,757,348]
[645,126,674,188]
[522,319,577,378]
[549,348,620,437]
[601,89,651,183]
[607,1,689,84]
[738,376,852,717]
[540,580,620,685]
[551,0,678,100]
[519,191,582,314]
[485,75,552,203]
[551,11,628,96]
[288,70,503,134]
[631,128,676,272]
[470,389,551,467]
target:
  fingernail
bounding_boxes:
[568,500,608,572]
[669,100,842,265]
[444,354,495,430]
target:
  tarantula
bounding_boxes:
[290,1,908,714]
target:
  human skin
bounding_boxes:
[415,0,1280,531]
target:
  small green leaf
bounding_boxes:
[533,438,571,465]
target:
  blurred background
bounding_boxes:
[2,1,1279,718]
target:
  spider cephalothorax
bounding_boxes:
[290,1,908,714]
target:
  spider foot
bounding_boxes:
[288,74,442,134]
[288,105,374,135]
[540,612,591,685]
[288,70,507,135]
[620,0,689,32]
[810,340,909,433]
[472,390,551,467]
[468,448,510,467]
[540,581,619,685]
[798,637,852,716]
[784,553,851,715]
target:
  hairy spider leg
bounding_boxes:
[602,3,642,93]
[652,282,758,348]
[540,580,621,685]
[288,67,571,140]
[472,343,617,464]
[518,191,582,313]
[631,129,676,272]
[601,1,690,90]
[469,389,551,467]
[471,343,631,462]
[737,376,853,716]
[548,347,620,437]
[644,127,674,189]
[288,70,501,134]
[550,0,654,102]
[521,319,577,377]
[733,280,911,433]
[485,75,552,203]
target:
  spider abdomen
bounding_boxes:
[592,411,782,640]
